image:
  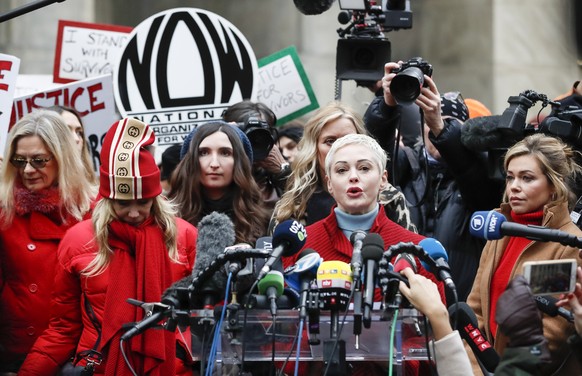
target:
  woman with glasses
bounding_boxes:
[0,109,96,374]
[20,118,198,375]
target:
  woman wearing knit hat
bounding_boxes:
[170,120,269,245]
[20,118,198,376]
[0,109,96,374]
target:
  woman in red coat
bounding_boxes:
[0,110,96,373]
[283,134,445,375]
[19,118,198,375]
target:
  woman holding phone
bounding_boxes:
[467,133,582,375]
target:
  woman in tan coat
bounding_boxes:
[467,134,582,375]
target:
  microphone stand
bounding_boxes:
[0,0,66,23]
[323,308,347,376]
[307,290,320,345]
[352,279,363,349]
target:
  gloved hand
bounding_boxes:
[495,275,545,347]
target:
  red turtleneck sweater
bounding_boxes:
[489,210,543,336]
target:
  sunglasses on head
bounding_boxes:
[10,156,53,169]
[443,91,465,103]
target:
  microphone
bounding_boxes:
[393,252,417,273]
[350,230,366,347]
[227,237,274,296]
[257,219,307,280]
[120,304,172,341]
[362,233,385,328]
[418,238,456,292]
[283,248,322,319]
[293,0,336,15]
[316,260,352,353]
[470,211,582,248]
[534,295,575,323]
[258,270,285,316]
[460,115,503,151]
[162,212,235,309]
[449,302,500,373]
[316,260,353,312]
[350,230,366,281]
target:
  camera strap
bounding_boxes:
[73,293,103,370]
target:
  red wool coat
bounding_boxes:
[0,209,86,368]
[281,206,446,376]
[287,205,446,304]
[19,217,197,376]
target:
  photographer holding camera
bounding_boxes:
[223,101,292,214]
[364,60,503,303]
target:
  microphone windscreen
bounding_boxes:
[393,253,417,273]
[418,238,447,271]
[272,219,307,257]
[316,261,352,289]
[297,248,317,259]
[193,212,235,285]
[460,115,503,151]
[258,270,285,297]
[293,0,336,15]
[283,249,322,291]
[361,233,385,261]
[469,211,506,240]
[316,260,352,310]
[350,230,367,245]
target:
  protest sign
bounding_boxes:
[11,74,119,172]
[0,53,20,155]
[257,46,319,124]
[54,20,132,83]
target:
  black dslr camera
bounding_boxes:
[390,57,433,104]
[237,117,274,161]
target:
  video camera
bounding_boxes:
[478,90,582,180]
[335,0,412,84]
[498,90,582,148]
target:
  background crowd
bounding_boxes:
[1,58,582,376]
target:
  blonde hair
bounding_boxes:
[82,196,180,276]
[0,110,96,227]
[274,101,367,224]
[503,133,582,210]
[47,105,97,183]
[325,134,388,177]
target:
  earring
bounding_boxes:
[551,192,557,201]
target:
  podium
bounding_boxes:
[187,307,432,375]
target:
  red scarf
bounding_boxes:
[14,185,63,218]
[489,210,543,336]
[100,217,175,376]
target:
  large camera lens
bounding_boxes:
[246,128,274,161]
[390,67,425,104]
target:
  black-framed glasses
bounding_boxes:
[10,156,53,169]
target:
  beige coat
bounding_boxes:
[466,202,582,375]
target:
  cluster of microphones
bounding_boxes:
[119,209,578,373]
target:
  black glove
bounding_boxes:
[495,275,545,347]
